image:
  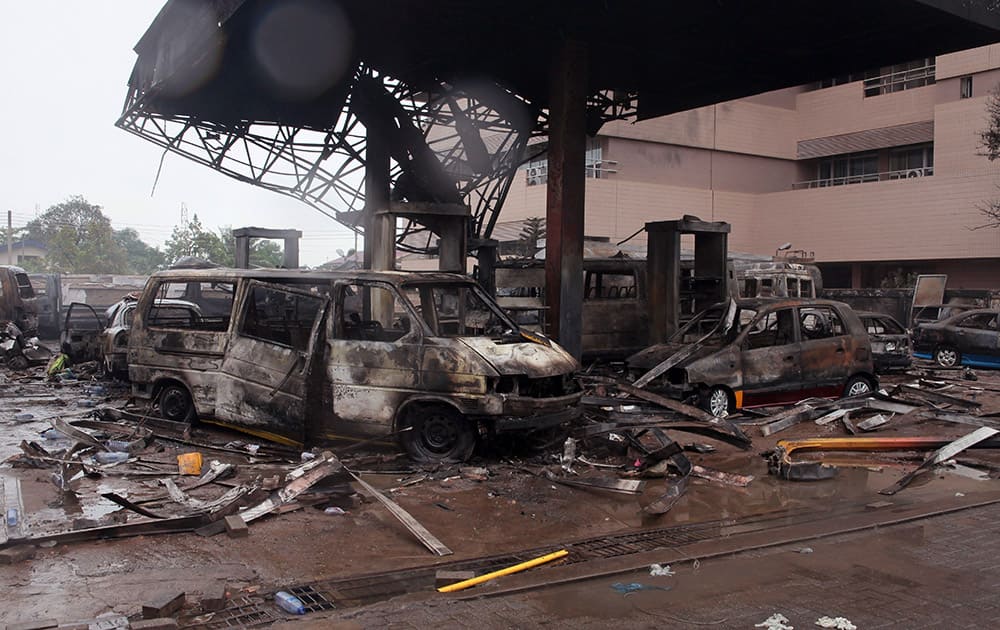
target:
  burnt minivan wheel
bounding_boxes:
[702,386,732,418]
[843,375,875,398]
[157,383,196,423]
[401,405,476,463]
[934,347,960,368]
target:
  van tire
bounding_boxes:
[157,383,196,424]
[400,405,476,463]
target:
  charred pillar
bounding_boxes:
[647,218,730,344]
[474,239,499,296]
[647,225,681,345]
[364,130,395,324]
[233,228,303,269]
[545,38,588,360]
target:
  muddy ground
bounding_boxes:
[2,360,1000,628]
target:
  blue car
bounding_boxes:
[912,309,1000,368]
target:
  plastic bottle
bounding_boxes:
[94,451,129,464]
[106,440,132,453]
[560,437,576,470]
[274,591,306,615]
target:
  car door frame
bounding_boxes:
[797,304,854,397]
[213,279,331,447]
[61,302,106,363]
[738,305,802,407]
[322,279,426,439]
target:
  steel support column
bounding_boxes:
[364,131,394,324]
[545,38,588,360]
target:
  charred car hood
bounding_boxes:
[458,335,579,377]
[628,342,720,371]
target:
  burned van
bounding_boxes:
[128,269,581,462]
[0,265,39,335]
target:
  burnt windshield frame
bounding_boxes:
[400,280,519,338]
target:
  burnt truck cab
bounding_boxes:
[128,269,581,462]
[628,298,876,417]
[0,265,39,335]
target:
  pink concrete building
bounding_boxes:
[498,44,1000,289]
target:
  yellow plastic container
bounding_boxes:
[177,452,203,475]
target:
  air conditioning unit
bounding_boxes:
[906,169,924,178]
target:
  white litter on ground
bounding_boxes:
[755,613,794,630]
[649,563,675,576]
[815,616,856,629]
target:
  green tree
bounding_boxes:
[114,228,166,274]
[250,238,284,267]
[164,216,285,268]
[164,214,231,265]
[24,196,127,273]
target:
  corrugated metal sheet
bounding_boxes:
[797,121,935,159]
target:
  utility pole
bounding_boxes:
[6,210,12,265]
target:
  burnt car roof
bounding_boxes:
[857,311,904,321]
[730,297,854,311]
[929,308,1000,325]
[148,268,475,286]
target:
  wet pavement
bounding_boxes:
[2,362,1000,627]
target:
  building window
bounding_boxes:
[888,143,934,178]
[523,138,611,186]
[863,58,935,97]
[961,76,973,99]
[815,152,879,186]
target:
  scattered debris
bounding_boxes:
[815,616,856,630]
[856,414,891,432]
[142,591,185,619]
[755,613,794,630]
[610,581,671,594]
[349,470,453,556]
[881,427,1000,495]
[648,563,675,576]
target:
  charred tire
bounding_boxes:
[400,405,476,463]
[701,386,733,418]
[157,383,196,423]
[6,355,29,371]
[934,347,961,368]
[843,374,876,398]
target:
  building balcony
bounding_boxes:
[792,166,933,190]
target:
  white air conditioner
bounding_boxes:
[906,169,924,178]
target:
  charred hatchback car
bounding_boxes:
[628,298,876,417]
[858,311,911,372]
[912,309,1000,368]
[62,297,202,377]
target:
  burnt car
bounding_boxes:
[912,309,1000,368]
[858,311,911,372]
[62,297,202,377]
[628,298,876,417]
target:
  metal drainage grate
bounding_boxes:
[287,585,337,612]
[202,596,278,629]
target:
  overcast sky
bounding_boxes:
[0,1,360,266]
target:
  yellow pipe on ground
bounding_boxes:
[437,549,569,593]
